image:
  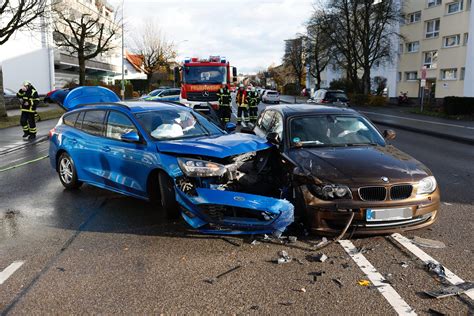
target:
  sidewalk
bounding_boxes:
[0,119,57,155]
[280,95,474,145]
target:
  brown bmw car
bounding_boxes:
[253,104,440,235]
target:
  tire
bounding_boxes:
[158,171,180,219]
[58,152,82,189]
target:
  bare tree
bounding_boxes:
[283,37,305,94]
[130,20,176,89]
[52,1,120,85]
[318,0,401,94]
[0,0,48,118]
[305,13,333,90]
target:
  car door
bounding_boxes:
[73,109,108,185]
[100,110,152,198]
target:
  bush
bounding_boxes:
[350,93,369,106]
[368,95,387,106]
[329,78,354,93]
[443,97,474,115]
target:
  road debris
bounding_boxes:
[250,240,261,246]
[342,263,350,269]
[309,253,328,263]
[332,278,343,288]
[275,250,292,264]
[425,261,447,279]
[204,265,242,284]
[314,237,328,248]
[298,287,306,293]
[279,301,294,306]
[222,237,241,247]
[358,280,371,286]
[250,305,259,310]
[309,271,325,283]
[295,258,305,265]
[400,261,409,268]
[427,308,446,316]
[412,236,446,249]
[288,236,297,243]
[424,282,474,299]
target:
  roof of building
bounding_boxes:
[125,52,145,73]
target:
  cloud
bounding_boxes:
[113,0,313,74]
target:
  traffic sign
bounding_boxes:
[420,79,426,87]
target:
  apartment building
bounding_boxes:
[398,0,474,103]
[0,0,121,94]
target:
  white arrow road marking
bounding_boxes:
[391,233,474,300]
[339,240,416,316]
[0,261,25,285]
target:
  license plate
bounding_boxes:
[366,207,412,222]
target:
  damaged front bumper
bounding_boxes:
[175,187,294,236]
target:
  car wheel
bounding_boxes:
[158,171,180,219]
[58,152,82,189]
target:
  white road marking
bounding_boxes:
[0,261,25,285]
[339,240,416,316]
[361,111,474,130]
[391,233,474,300]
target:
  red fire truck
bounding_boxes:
[174,56,237,109]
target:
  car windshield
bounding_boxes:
[135,109,224,140]
[290,115,385,147]
[183,66,227,84]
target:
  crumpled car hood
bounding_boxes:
[155,133,271,158]
[288,145,431,185]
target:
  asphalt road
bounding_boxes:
[0,110,473,314]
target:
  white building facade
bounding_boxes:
[0,0,121,94]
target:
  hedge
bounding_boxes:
[444,97,474,115]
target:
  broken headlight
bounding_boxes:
[308,184,352,200]
[417,176,437,195]
[178,158,227,177]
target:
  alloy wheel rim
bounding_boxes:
[60,158,73,184]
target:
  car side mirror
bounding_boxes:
[121,131,140,143]
[266,132,280,145]
[225,122,237,133]
[383,129,396,140]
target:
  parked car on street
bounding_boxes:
[142,88,181,101]
[308,89,349,107]
[49,86,294,236]
[247,104,440,235]
[261,90,280,104]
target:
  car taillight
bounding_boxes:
[321,99,330,103]
[49,128,55,138]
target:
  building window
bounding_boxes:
[443,34,461,47]
[406,41,420,53]
[425,19,440,38]
[405,71,418,81]
[441,68,458,80]
[446,1,464,14]
[423,51,438,69]
[397,72,402,82]
[406,11,421,24]
[427,0,442,7]
[399,43,404,53]
[464,33,469,45]
[460,67,465,80]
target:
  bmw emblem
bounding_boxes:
[381,176,389,183]
[234,196,245,202]
[202,91,210,97]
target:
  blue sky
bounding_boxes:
[113,0,314,74]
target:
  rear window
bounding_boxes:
[267,91,278,95]
[63,112,79,127]
[81,110,106,136]
[326,92,348,101]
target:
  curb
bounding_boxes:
[0,135,49,156]
[370,119,474,146]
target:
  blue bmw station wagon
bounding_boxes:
[49,87,293,235]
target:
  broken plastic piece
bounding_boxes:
[250,240,261,245]
[424,282,474,299]
[311,253,328,263]
[332,278,343,288]
[426,261,447,279]
[276,250,292,264]
[288,236,297,243]
[358,280,371,286]
[400,261,409,268]
[412,236,446,249]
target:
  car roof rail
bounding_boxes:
[74,102,131,110]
